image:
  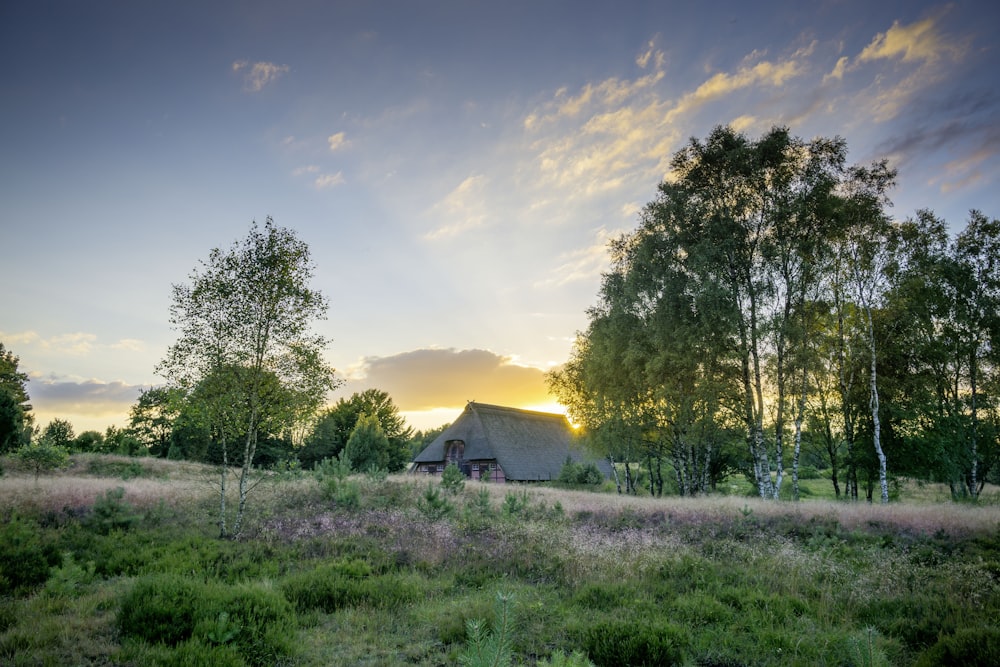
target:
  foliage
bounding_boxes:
[417,482,454,520]
[558,457,604,485]
[84,487,140,534]
[117,573,296,666]
[301,389,414,471]
[459,591,515,667]
[441,461,466,494]
[537,650,595,667]
[156,217,339,537]
[0,342,32,454]
[0,514,60,595]
[914,627,1000,666]
[580,619,688,666]
[16,440,70,481]
[343,411,391,473]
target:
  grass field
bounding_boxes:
[1,454,999,666]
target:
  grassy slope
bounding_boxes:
[1,454,999,666]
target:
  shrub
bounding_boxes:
[43,551,96,597]
[417,482,454,521]
[580,620,688,667]
[797,465,822,480]
[85,486,140,534]
[0,515,60,595]
[118,574,296,666]
[915,627,1000,666]
[441,462,466,495]
[281,563,422,613]
[558,459,604,486]
[119,574,201,646]
[538,650,595,667]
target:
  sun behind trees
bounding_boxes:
[157,217,340,537]
[549,125,1000,503]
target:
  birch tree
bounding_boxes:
[158,218,339,537]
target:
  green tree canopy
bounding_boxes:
[301,389,413,472]
[157,217,340,537]
[0,342,32,453]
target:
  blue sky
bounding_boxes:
[2,0,998,433]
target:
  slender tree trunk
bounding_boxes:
[968,346,979,499]
[864,305,889,504]
[792,365,807,501]
[218,433,228,538]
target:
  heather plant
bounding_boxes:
[0,514,60,595]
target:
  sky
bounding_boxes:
[2,0,999,435]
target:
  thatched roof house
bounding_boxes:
[411,402,610,483]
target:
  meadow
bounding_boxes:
[1,454,999,666]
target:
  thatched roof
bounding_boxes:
[412,402,610,481]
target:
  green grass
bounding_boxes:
[0,454,998,665]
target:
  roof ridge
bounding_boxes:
[468,401,566,420]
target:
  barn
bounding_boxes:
[411,401,611,482]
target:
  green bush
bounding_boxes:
[118,574,296,666]
[85,486,140,534]
[0,515,61,595]
[119,574,201,646]
[794,465,822,480]
[581,620,688,667]
[281,563,423,613]
[915,627,1000,666]
[417,482,454,520]
[441,462,466,494]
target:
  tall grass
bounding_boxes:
[1,454,998,666]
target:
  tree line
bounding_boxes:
[548,126,999,503]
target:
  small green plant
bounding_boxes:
[441,462,466,495]
[316,452,360,508]
[459,590,515,667]
[205,611,241,646]
[43,551,96,597]
[85,486,140,534]
[537,650,595,666]
[418,482,454,520]
[501,490,530,517]
[846,626,890,667]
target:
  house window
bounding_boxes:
[472,463,479,471]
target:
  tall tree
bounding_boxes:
[157,217,339,537]
[0,342,32,453]
[301,389,413,472]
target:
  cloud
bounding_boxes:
[327,132,349,152]
[232,60,290,92]
[424,175,490,239]
[824,56,849,82]
[857,17,961,65]
[342,348,553,412]
[2,330,97,356]
[26,374,143,430]
[315,172,345,189]
[536,227,617,288]
[292,165,320,176]
[664,56,804,123]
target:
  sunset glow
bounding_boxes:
[2,1,997,435]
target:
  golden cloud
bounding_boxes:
[342,348,553,412]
